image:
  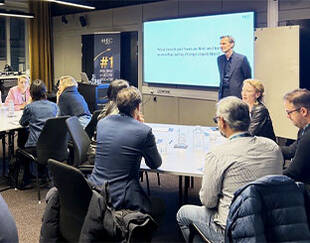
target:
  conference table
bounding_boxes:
[0,107,22,181]
[141,123,226,204]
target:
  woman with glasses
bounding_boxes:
[241,79,276,141]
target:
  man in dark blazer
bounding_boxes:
[281,88,310,184]
[88,86,162,214]
[217,35,252,99]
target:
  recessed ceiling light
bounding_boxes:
[0,11,34,18]
[47,0,95,10]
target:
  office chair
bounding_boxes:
[189,175,310,242]
[48,159,93,242]
[84,109,101,139]
[65,116,93,174]
[16,116,69,202]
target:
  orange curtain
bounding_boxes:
[28,0,53,91]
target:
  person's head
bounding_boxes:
[57,75,78,94]
[116,86,142,117]
[30,79,47,101]
[214,96,250,138]
[242,79,264,106]
[283,89,310,129]
[17,75,30,93]
[107,79,129,101]
[220,35,235,54]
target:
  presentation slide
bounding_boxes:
[143,12,254,87]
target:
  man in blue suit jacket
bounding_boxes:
[88,86,162,214]
[217,36,252,99]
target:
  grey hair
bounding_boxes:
[220,35,235,48]
[216,96,250,131]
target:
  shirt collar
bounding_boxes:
[229,131,251,140]
[302,123,310,136]
[226,51,234,61]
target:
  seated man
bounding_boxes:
[88,86,162,214]
[281,89,310,184]
[177,96,283,242]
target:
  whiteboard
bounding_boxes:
[255,26,299,139]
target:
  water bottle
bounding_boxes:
[193,126,205,151]
[91,74,96,84]
[8,100,15,117]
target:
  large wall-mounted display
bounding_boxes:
[143,12,254,87]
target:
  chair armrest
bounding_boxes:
[16,148,36,161]
[78,164,94,175]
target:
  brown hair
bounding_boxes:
[116,86,142,116]
[284,88,310,110]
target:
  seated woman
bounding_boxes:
[97,79,129,120]
[18,79,58,185]
[241,79,276,141]
[20,79,58,148]
[57,75,91,128]
[5,75,31,110]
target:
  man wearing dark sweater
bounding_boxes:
[281,89,310,184]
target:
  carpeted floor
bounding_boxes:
[0,168,202,242]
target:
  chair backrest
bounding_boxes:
[226,175,310,242]
[36,116,70,165]
[48,159,93,242]
[66,116,91,167]
[84,109,101,139]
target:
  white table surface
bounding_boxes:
[141,123,226,177]
[0,108,23,132]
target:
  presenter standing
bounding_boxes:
[217,35,252,99]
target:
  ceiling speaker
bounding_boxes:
[61,16,68,24]
[79,16,87,27]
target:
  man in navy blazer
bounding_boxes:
[88,86,162,214]
[217,36,252,99]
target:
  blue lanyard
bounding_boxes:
[229,132,251,140]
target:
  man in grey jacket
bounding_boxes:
[177,96,283,242]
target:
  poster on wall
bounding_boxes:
[93,33,120,83]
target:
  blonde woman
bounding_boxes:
[241,79,276,141]
[57,75,91,128]
[5,75,31,110]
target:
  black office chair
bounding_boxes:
[84,109,101,139]
[16,116,69,202]
[65,116,94,174]
[48,159,93,242]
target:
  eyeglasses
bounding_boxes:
[213,116,220,124]
[286,107,301,115]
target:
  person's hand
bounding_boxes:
[137,111,144,123]
[20,102,27,109]
[56,90,61,104]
